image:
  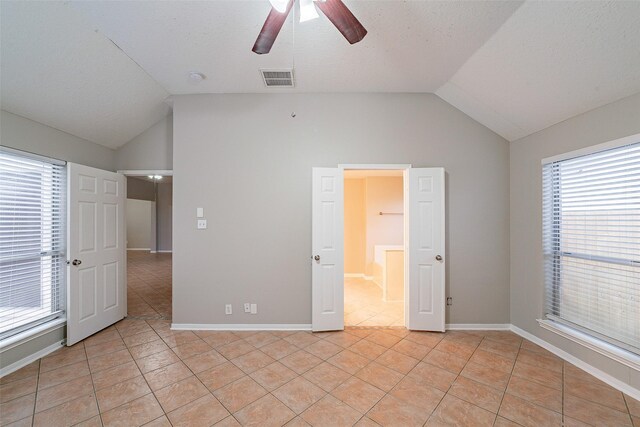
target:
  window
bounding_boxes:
[0,148,66,340]
[543,141,640,354]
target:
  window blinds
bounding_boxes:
[543,142,640,354]
[0,148,66,340]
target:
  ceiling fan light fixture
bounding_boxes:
[300,0,319,22]
[268,0,289,13]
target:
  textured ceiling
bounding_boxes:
[1,1,639,147]
[0,1,171,149]
[436,1,640,141]
[68,0,521,94]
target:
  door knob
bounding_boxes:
[314,255,320,261]
[72,259,82,266]
[435,255,443,261]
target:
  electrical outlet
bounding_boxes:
[244,303,251,313]
[446,297,452,306]
[225,304,232,315]
[197,219,207,229]
[250,304,257,314]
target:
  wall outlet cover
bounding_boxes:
[244,303,251,313]
[225,304,232,315]
[250,304,257,314]
[197,219,207,229]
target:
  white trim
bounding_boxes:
[537,319,640,371]
[127,248,151,251]
[338,164,411,170]
[0,340,64,377]
[446,324,511,330]
[171,323,312,331]
[342,273,374,281]
[511,324,640,402]
[0,318,66,351]
[541,132,640,164]
[117,169,173,176]
[157,250,173,253]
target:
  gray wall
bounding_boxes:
[127,176,155,201]
[1,110,115,170]
[172,93,510,326]
[510,92,640,391]
[157,182,173,252]
[126,199,153,249]
[115,115,173,171]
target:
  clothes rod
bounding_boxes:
[379,212,403,215]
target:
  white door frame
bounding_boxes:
[338,164,412,327]
[118,169,173,322]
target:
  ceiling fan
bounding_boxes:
[252,0,367,54]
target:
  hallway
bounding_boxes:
[126,251,172,319]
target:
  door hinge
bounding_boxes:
[446,297,452,306]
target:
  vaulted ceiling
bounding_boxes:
[1,1,639,148]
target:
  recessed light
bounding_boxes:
[188,71,206,83]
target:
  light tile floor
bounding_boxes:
[344,278,403,327]
[1,253,639,426]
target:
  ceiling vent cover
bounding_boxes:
[260,69,295,87]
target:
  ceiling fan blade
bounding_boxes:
[315,0,367,45]
[252,0,294,54]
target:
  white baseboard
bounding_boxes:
[510,325,640,402]
[157,250,172,253]
[171,323,312,331]
[127,248,150,251]
[343,273,373,281]
[446,323,511,330]
[0,340,64,377]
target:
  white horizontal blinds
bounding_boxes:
[543,142,640,354]
[0,149,66,340]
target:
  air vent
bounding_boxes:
[260,69,295,87]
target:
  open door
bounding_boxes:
[311,168,344,331]
[407,168,445,331]
[67,163,126,345]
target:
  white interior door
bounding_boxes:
[407,168,446,331]
[311,167,344,331]
[67,163,126,345]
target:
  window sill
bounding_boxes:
[538,319,640,371]
[0,318,66,352]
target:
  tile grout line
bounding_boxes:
[422,333,484,426]
[493,336,522,427]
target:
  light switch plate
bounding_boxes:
[197,219,207,229]
[196,208,204,218]
[250,304,257,314]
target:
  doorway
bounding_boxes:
[311,165,446,332]
[344,169,405,327]
[120,170,173,320]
